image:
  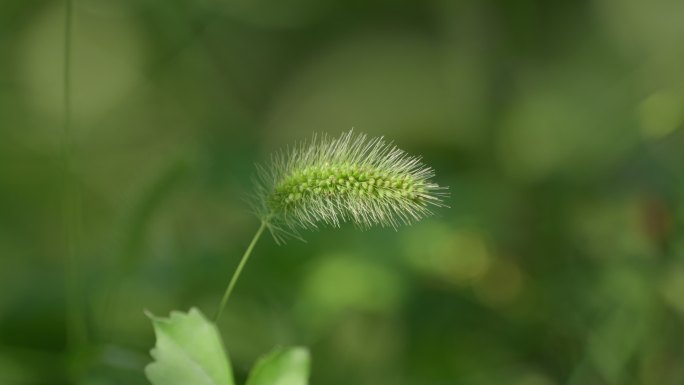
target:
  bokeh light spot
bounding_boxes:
[638,90,684,139]
[403,223,492,286]
[19,2,144,125]
[660,263,684,318]
[473,258,524,306]
[297,253,403,330]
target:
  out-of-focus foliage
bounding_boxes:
[1,0,683,385]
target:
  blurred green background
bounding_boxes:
[1,0,684,384]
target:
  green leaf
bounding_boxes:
[246,347,310,385]
[145,308,235,385]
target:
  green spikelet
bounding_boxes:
[253,130,447,239]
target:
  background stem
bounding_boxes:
[214,221,267,322]
[63,0,87,362]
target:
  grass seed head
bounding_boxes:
[253,130,447,241]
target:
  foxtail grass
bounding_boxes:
[215,130,447,321]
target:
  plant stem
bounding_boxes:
[63,0,87,357]
[214,221,267,322]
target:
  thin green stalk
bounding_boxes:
[214,221,267,322]
[63,0,87,355]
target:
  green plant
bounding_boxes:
[254,130,445,235]
[146,130,447,385]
